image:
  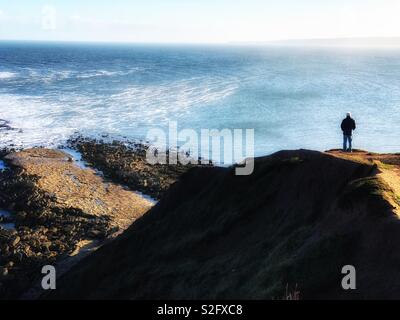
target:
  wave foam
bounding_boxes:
[0,72,16,79]
[0,68,144,86]
[109,77,238,122]
[76,69,140,79]
[0,76,238,149]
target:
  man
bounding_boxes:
[341,112,356,152]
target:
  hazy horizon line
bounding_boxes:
[1,36,400,47]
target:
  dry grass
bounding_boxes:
[282,284,301,300]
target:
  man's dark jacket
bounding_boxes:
[341,117,356,136]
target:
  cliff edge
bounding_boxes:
[46,149,400,299]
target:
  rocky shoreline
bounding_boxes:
[68,136,208,200]
[0,138,203,299]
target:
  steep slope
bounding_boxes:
[46,149,400,299]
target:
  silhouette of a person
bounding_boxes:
[341,112,356,152]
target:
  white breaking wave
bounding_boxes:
[0,72,17,80]
[17,68,144,83]
[0,76,238,149]
[108,77,239,121]
[0,94,81,148]
[76,69,142,79]
[1,68,145,85]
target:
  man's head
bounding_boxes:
[346,112,351,118]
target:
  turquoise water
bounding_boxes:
[0,159,6,170]
[0,41,400,156]
[0,209,15,230]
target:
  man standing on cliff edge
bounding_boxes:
[341,112,356,152]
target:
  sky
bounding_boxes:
[0,0,400,43]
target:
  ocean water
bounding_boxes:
[1,41,400,158]
[0,208,15,230]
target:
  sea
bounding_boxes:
[1,41,400,160]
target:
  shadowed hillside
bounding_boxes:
[45,149,400,299]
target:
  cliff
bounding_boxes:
[46,149,400,299]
